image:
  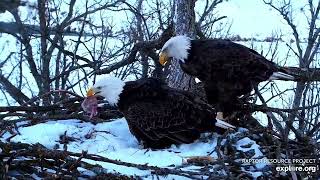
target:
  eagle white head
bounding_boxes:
[82,76,125,118]
[159,35,191,65]
[86,76,125,106]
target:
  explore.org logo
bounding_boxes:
[275,165,317,173]
[241,158,319,173]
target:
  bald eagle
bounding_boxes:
[81,76,235,149]
[159,36,294,118]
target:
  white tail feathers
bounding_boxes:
[215,119,236,129]
[269,72,294,81]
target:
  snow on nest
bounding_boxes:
[1,118,269,179]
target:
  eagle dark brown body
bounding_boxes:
[82,77,235,149]
[178,39,293,116]
[117,78,224,149]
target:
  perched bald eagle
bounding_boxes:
[159,36,294,118]
[81,76,235,149]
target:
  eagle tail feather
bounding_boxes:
[215,119,236,129]
[269,72,294,81]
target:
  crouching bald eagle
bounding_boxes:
[81,76,235,149]
[159,36,294,119]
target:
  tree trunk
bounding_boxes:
[38,0,51,105]
[166,0,197,91]
[135,0,149,78]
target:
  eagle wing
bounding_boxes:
[120,78,218,149]
[188,39,279,82]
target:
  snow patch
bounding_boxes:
[236,137,269,170]
[2,118,269,179]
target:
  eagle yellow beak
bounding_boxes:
[86,87,95,97]
[159,52,169,66]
